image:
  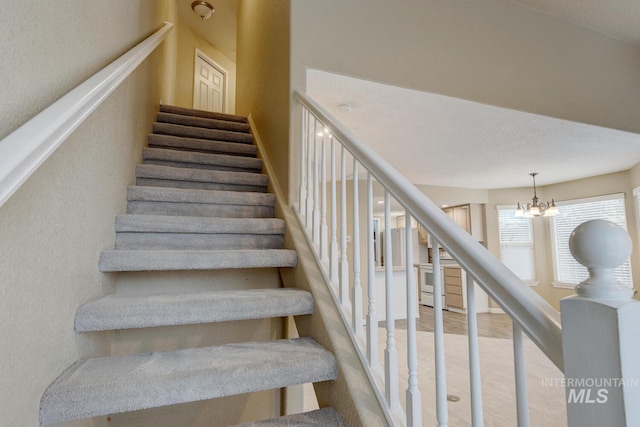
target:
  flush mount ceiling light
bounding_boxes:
[515,172,559,218]
[337,103,352,113]
[191,1,214,19]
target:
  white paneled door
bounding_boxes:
[193,49,226,113]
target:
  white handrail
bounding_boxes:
[293,90,564,371]
[0,22,174,209]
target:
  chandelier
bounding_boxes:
[515,173,559,218]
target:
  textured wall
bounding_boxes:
[291,0,640,134]
[0,1,169,425]
[236,0,291,200]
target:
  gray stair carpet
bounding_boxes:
[157,111,251,133]
[234,408,350,427]
[135,164,268,193]
[99,249,298,272]
[160,104,248,123]
[154,122,254,144]
[126,186,275,218]
[142,147,263,172]
[114,215,285,251]
[39,338,337,425]
[75,288,314,331]
[148,134,257,157]
[41,105,341,426]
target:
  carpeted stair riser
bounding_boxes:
[99,249,297,272]
[148,134,257,157]
[39,338,337,425]
[115,213,284,250]
[154,122,254,144]
[142,148,263,173]
[160,104,248,123]
[127,186,275,218]
[136,165,268,193]
[115,215,285,234]
[233,408,350,427]
[115,233,284,250]
[157,112,251,134]
[75,288,314,331]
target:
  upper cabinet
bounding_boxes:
[442,204,485,242]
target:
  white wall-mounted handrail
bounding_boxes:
[293,89,564,371]
[0,22,174,209]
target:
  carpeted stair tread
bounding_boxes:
[154,122,253,144]
[142,147,262,172]
[157,112,251,134]
[233,408,350,427]
[127,186,275,206]
[114,216,284,251]
[136,164,268,191]
[148,134,257,157]
[39,338,336,425]
[75,288,313,331]
[160,104,247,123]
[99,249,297,272]
[115,215,285,234]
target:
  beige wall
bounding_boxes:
[486,171,639,310]
[290,0,640,135]
[237,0,291,200]
[174,16,237,113]
[0,1,173,425]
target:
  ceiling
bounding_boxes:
[177,0,239,61]
[179,0,640,189]
[307,69,640,190]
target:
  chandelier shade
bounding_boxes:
[515,173,559,218]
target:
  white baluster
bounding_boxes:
[312,119,320,246]
[561,219,640,427]
[320,130,328,263]
[305,113,313,229]
[512,323,530,427]
[366,173,380,370]
[329,136,339,286]
[466,274,484,427]
[384,190,400,410]
[351,161,364,339]
[405,211,422,427]
[432,239,449,427]
[339,146,350,306]
[298,109,307,218]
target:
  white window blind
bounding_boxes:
[497,206,536,283]
[551,194,632,287]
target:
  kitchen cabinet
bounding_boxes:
[427,264,488,314]
[442,204,485,242]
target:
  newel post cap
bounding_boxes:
[569,219,634,300]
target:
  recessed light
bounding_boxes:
[377,201,385,204]
[337,103,352,113]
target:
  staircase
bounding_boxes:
[39,105,348,426]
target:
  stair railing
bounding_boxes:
[292,90,569,426]
[0,22,173,209]
[293,90,640,427]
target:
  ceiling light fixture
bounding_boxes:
[191,1,214,19]
[337,103,352,113]
[515,173,558,218]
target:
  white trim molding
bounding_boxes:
[0,22,174,209]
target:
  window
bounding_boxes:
[497,206,536,284]
[551,194,632,287]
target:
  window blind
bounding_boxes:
[551,194,632,287]
[497,207,536,282]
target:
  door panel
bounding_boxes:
[194,52,225,113]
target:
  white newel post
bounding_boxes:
[561,219,640,427]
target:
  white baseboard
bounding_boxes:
[488,307,505,314]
